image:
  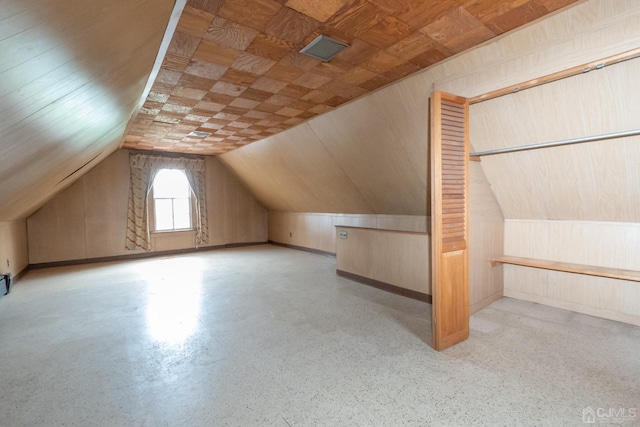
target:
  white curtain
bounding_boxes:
[125,153,208,251]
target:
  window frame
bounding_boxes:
[148,168,196,233]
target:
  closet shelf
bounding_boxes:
[491,256,640,282]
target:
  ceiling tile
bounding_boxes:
[171,87,208,100]
[359,16,412,49]
[217,0,283,31]
[420,7,495,53]
[396,0,460,30]
[211,81,247,97]
[337,66,377,85]
[193,39,242,66]
[184,59,228,79]
[293,72,332,89]
[326,0,388,37]
[364,0,412,14]
[177,74,217,91]
[204,16,260,50]
[219,68,260,86]
[278,84,312,98]
[335,38,378,65]
[264,63,305,82]
[156,69,182,85]
[386,31,436,61]
[162,53,191,73]
[251,76,289,93]
[176,6,215,38]
[124,0,580,155]
[359,50,406,74]
[186,0,225,15]
[277,51,322,71]
[239,87,274,102]
[265,7,320,44]
[301,89,333,103]
[231,52,277,74]
[245,34,293,61]
[285,0,349,22]
[479,1,549,35]
[229,97,262,109]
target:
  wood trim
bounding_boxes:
[335,225,429,236]
[269,241,336,257]
[470,289,503,314]
[469,48,640,105]
[493,256,640,282]
[119,0,188,149]
[337,270,432,304]
[29,242,268,270]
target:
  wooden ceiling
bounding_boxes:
[122,0,578,155]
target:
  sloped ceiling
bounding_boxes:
[0,0,176,221]
[121,0,578,155]
[218,75,429,214]
[218,0,640,216]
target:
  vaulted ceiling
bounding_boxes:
[122,0,578,155]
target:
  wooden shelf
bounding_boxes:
[492,256,640,283]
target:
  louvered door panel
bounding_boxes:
[430,91,470,351]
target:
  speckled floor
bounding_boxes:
[0,245,638,426]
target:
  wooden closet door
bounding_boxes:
[430,91,470,351]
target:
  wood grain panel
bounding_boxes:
[217,0,282,31]
[218,123,377,214]
[502,219,640,325]
[285,0,349,22]
[204,16,259,50]
[431,90,469,351]
[123,0,581,155]
[470,58,640,222]
[335,226,430,295]
[0,0,176,221]
[265,7,320,44]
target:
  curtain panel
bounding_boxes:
[125,153,209,251]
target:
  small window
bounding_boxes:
[151,169,193,232]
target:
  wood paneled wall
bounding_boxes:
[470,58,640,222]
[0,220,29,277]
[0,0,176,222]
[268,212,427,254]
[503,220,640,325]
[27,150,267,264]
[336,227,430,296]
[269,168,505,314]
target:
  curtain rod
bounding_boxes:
[469,129,640,157]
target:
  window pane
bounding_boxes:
[155,199,174,231]
[173,198,191,229]
[153,169,191,198]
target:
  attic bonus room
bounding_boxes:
[1,0,639,425]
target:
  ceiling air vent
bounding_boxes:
[300,35,349,62]
[188,131,212,138]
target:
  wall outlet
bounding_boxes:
[5,259,9,268]
[289,232,292,237]
[339,231,348,239]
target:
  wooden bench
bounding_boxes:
[491,256,640,282]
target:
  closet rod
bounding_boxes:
[469,129,640,157]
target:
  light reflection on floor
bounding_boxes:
[141,257,203,344]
